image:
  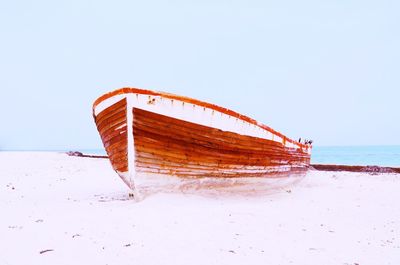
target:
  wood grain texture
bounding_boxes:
[93,87,309,150]
[132,107,310,178]
[94,98,128,172]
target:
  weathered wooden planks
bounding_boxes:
[94,98,128,173]
[132,107,309,178]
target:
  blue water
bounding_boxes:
[77,146,400,167]
[311,146,400,167]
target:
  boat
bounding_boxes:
[92,87,312,195]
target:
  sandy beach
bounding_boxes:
[1,152,399,265]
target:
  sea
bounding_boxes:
[76,145,400,168]
[311,145,400,167]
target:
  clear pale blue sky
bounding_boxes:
[0,0,399,150]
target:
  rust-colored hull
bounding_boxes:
[93,88,312,188]
[133,108,309,177]
[95,98,128,173]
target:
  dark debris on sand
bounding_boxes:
[311,164,400,174]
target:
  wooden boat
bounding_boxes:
[93,87,312,195]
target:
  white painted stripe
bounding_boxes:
[94,94,126,116]
[126,95,136,189]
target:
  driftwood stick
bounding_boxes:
[39,249,54,254]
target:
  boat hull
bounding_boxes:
[93,88,311,188]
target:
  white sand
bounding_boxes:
[1,152,399,265]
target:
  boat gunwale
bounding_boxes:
[92,87,311,150]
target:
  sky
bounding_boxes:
[0,0,399,150]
